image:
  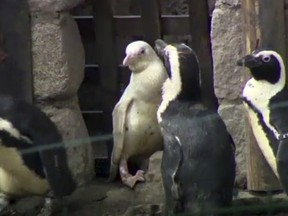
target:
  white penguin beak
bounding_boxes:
[123,53,136,66]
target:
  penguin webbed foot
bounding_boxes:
[122,170,145,189]
[119,159,145,188]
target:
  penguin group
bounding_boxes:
[1,24,288,216]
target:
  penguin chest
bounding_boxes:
[0,146,49,197]
[244,103,278,177]
[123,101,163,159]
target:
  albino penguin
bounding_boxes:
[108,41,167,188]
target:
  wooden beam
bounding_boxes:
[74,15,190,37]
[187,0,218,109]
[0,0,33,103]
[258,0,286,59]
[91,0,120,160]
[140,0,161,46]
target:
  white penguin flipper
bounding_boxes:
[108,95,134,182]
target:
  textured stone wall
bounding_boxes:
[211,0,247,188]
[28,0,94,185]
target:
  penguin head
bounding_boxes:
[154,39,201,101]
[237,50,285,84]
[123,41,158,72]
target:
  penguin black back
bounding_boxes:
[155,39,236,216]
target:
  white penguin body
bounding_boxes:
[118,62,164,161]
[109,41,167,188]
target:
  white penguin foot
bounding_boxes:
[124,170,145,189]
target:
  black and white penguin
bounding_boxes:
[0,95,76,215]
[108,41,167,188]
[155,39,236,216]
[237,49,288,194]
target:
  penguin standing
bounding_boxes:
[155,39,236,216]
[0,95,76,215]
[108,41,167,188]
[237,49,288,194]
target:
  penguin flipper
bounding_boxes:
[162,133,183,213]
[109,98,134,181]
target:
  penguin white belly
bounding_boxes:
[122,100,162,160]
[245,105,278,178]
[0,146,49,197]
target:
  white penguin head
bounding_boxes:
[237,50,286,86]
[123,41,158,72]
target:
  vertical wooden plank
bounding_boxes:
[0,0,33,103]
[91,0,120,160]
[187,0,218,109]
[140,0,161,46]
[258,0,286,60]
[243,0,282,192]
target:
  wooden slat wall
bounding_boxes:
[187,0,218,109]
[140,0,161,46]
[0,0,33,103]
[91,0,120,159]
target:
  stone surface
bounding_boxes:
[101,151,164,216]
[31,13,85,102]
[28,0,84,13]
[211,0,245,101]
[218,103,247,189]
[37,98,94,185]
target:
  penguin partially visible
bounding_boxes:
[0,95,76,215]
[155,39,236,216]
[108,41,167,188]
[237,49,288,194]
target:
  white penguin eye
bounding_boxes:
[262,55,271,62]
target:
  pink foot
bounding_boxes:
[123,170,145,189]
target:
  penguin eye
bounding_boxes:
[262,55,271,63]
[139,48,145,55]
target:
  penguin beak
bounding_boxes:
[123,53,136,66]
[154,39,167,54]
[236,54,261,68]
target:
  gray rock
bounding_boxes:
[31,13,85,102]
[218,103,247,188]
[37,98,95,186]
[28,0,84,12]
[211,0,245,101]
